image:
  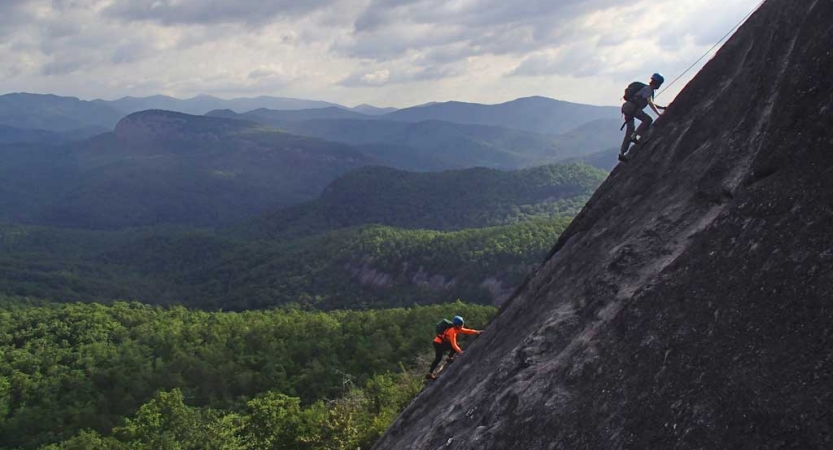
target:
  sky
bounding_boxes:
[0,0,764,108]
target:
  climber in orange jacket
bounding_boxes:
[427,315,482,379]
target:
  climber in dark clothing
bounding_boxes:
[427,315,482,379]
[619,73,667,161]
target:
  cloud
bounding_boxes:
[340,69,392,86]
[41,55,95,76]
[0,0,34,36]
[103,0,338,26]
[339,64,458,87]
[111,42,153,65]
[0,0,765,108]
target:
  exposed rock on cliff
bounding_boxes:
[375,0,833,448]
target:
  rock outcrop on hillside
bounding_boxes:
[114,109,258,142]
[374,0,833,448]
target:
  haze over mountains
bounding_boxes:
[94,94,347,116]
[0,110,372,229]
[0,93,120,132]
[210,108,622,171]
[0,89,625,234]
[0,84,626,312]
[0,88,617,309]
[0,92,619,137]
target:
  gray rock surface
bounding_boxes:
[374,0,833,448]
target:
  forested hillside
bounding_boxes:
[0,94,614,449]
[0,111,373,229]
[0,125,108,144]
[0,160,599,308]
[245,163,605,239]
[0,218,570,309]
[0,300,495,449]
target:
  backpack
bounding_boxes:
[623,81,649,107]
[436,319,453,336]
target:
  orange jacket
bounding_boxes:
[434,326,479,353]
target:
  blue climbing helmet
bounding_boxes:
[452,315,464,326]
[651,72,665,86]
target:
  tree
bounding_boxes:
[243,392,324,450]
[115,389,239,450]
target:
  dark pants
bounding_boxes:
[620,101,653,154]
[429,341,455,373]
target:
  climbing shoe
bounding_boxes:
[426,373,436,380]
[618,153,630,162]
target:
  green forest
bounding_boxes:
[0,300,495,449]
[0,217,571,309]
[0,162,601,309]
[0,158,606,449]
[245,163,606,239]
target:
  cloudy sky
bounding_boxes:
[0,0,762,108]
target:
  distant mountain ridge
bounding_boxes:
[95,94,346,115]
[207,106,371,126]
[210,109,623,171]
[351,104,398,115]
[384,96,621,135]
[0,110,374,229]
[0,93,122,132]
[0,92,392,137]
[1,92,620,140]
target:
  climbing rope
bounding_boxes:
[655,0,767,99]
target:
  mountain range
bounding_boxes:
[0,110,372,229]
[207,109,622,171]
[0,93,122,131]
[93,94,348,116]
[382,96,619,135]
[0,92,620,142]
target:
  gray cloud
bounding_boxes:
[341,0,624,66]
[510,45,605,79]
[0,0,29,15]
[333,25,466,61]
[456,0,620,28]
[104,0,337,26]
[339,64,457,87]
[415,44,477,66]
[41,55,94,76]
[0,0,763,107]
[354,0,441,32]
[111,42,152,65]
[0,0,33,36]
[44,21,82,39]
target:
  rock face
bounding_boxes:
[374,1,833,449]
